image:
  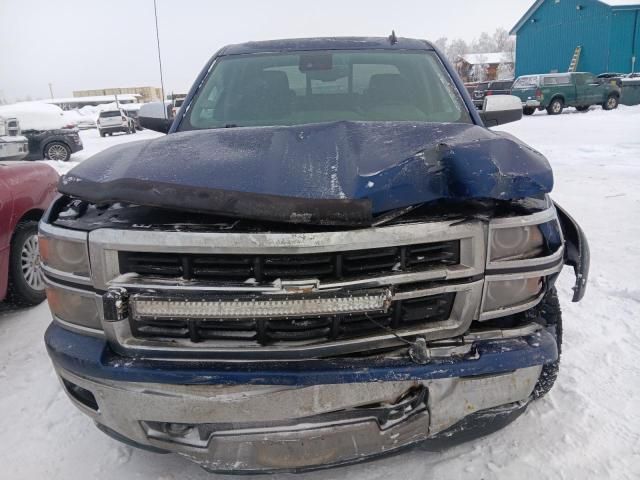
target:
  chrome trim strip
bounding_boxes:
[486,245,564,271]
[488,207,558,228]
[42,264,92,286]
[108,266,473,293]
[38,221,88,242]
[53,315,105,338]
[478,261,564,321]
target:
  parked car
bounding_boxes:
[0,161,58,305]
[120,104,143,131]
[472,79,514,109]
[97,109,136,137]
[471,81,490,107]
[0,103,83,161]
[43,36,588,473]
[511,72,621,115]
[0,115,29,161]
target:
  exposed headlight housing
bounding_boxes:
[481,276,543,316]
[489,225,544,262]
[39,234,90,277]
[46,283,102,330]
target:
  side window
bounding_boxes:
[543,76,558,85]
[574,75,586,86]
[584,74,596,84]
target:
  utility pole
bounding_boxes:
[48,83,54,99]
[153,0,167,119]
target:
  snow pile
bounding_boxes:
[0,102,69,130]
[0,105,639,479]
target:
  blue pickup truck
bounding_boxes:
[41,36,589,473]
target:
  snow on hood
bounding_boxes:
[59,121,553,225]
[0,102,69,131]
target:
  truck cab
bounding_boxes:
[41,36,589,473]
[512,72,621,115]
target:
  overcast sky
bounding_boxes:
[0,0,532,102]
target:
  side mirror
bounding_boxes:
[139,102,172,134]
[479,95,523,127]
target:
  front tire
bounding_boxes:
[6,220,46,306]
[523,107,535,116]
[546,98,564,115]
[531,288,563,400]
[44,141,71,162]
[603,94,619,110]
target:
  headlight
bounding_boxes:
[46,284,102,330]
[39,235,90,276]
[489,225,544,262]
[482,276,543,314]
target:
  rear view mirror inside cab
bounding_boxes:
[299,53,333,71]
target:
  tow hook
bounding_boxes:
[409,337,431,364]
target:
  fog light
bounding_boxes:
[131,291,390,319]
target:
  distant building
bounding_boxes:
[73,86,162,103]
[510,0,640,77]
[45,94,141,110]
[455,52,515,82]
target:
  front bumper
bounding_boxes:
[0,135,28,160]
[46,323,557,473]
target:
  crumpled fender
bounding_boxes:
[555,202,590,302]
[58,121,554,226]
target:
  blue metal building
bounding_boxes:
[511,0,640,76]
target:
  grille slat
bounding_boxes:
[130,293,455,346]
[119,240,459,284]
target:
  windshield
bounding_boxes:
[512,76,539,89]
[179,50,471,130]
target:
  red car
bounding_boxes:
[0,161,58,305]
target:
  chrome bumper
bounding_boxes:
[56,365,541,472]
[522,100,541,108]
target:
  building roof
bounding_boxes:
[221,37,433,55]
[43,94,141,105]
[510,0,640,35]
[458,52,513,65]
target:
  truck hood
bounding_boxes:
[59,121,553,225]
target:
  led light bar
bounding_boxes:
[130,291,391,319]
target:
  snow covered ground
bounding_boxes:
[1,106,639,479]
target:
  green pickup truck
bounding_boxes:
[511,72,621,115]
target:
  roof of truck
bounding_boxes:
[220,37,434,55]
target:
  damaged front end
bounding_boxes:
[41,104,588,473]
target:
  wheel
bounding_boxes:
[531,288,563,400]
[575,105,590,112]
[45,141,71,161]
[603,94,619,110]
[6,220,46,306]
[523,107,535,116]
[546,98,564,115]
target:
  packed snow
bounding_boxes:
[1,106,639,479]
